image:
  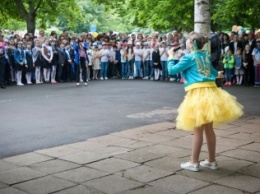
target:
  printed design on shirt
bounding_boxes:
[195,55,211,77]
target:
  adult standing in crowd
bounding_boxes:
[210,32,222,87]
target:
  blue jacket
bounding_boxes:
[168,51,218,91]
[73,43,79,65]
[14,48,25,64]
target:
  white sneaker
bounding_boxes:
[181,162,199,172]
[27,82,32,85]
[84,82,88,86]
[150,77,154,81]
[76,83,80,86]
[105,77,108,80]
[17,83,24,86]
[200,160,219,170]
[100,77,104,80]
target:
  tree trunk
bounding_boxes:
[26,12,36,34]
[194,0,210,36]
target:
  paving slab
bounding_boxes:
[139,122,175,133]
[115,141,156,150]
[128,133,175,143]
[201,143,237,154]
[82,174,144,194]
[160,137,193,150]
[29,159,81,175]
[115,148,165,164]
[239,142,260,152]
[228,132,260,142]
[13,175,76,194]
[239,163,260,178]
[88,135,132,146]
[0,182,8,189]
[93,146,132,156]
[177,167,234,182]
[221,149,260,162]
[53,167,110,183]
[35,146,80,158]
[149,174,209,194]
[115,186,175,194]
[87,158,140,173]
[3,153,52,166]
[136,144,184,156]
[215,156,254,171]
[214,129,239,137]
[144,155,184,172]
[189,185,244,194]
[214,124,238,130]
[235,124,260,133]
[0,167,46,185]
[58,151,109,165]
[0,161,19,173]
[117,165,173,183]
[0,187,28,194]
[101,139,139,149]
[66,141,105,151]
[52,185,105,194]
[216,137,253,147]
[155,129,191,138]
[214,174,260,193]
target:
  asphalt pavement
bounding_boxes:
[0,80,259,158]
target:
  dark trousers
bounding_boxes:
[212,61,223,87]
[0,56,7,86]
[66,63,72,81]
[76,57,87,82]
[244,68,251,86]
[57,64,64,82]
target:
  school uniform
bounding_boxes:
[32,46,43,83]
[51,46,59,83]
[0,50,8,88]
[159,47,169,80]
[14,48,25,85]
[134,47,143,78]
[142,47,151,79]
[57,47,67,82]
[152,50,161,80]
[100,48,110,80]
[41,45,53,82]
[24,49,34,84]
[5,46,15,83]
[65,48,75,81]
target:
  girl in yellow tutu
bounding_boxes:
[167,32,243,172]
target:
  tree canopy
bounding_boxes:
[0,0,259,34]
[95,0,260,31]
[0,0,83,34]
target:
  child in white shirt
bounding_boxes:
[134,42,143,78]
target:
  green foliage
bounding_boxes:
[95,0,260,31]
[211,0,260,29]
[0,0,83,33]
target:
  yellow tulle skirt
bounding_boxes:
[176,87,244,131]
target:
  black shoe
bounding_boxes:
[1,85,6,89]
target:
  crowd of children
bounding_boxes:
[0,29,260,89]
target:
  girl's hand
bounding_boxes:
[25,65,28,68]
[217,71,224,78]
[168,48,175,56]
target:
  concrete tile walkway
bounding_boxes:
[0,116,259,194]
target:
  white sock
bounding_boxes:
[51,66,56,82]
